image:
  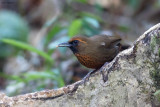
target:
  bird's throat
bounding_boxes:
[69,46,78,54]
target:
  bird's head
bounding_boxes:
[58,36,88,54]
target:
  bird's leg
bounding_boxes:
[81,69,97,84]
[100,68,109,82]
[81,62,110,84]
[99,62,109,82]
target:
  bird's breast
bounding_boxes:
[75,53,104,69]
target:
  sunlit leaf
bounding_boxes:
[68,19,82,37]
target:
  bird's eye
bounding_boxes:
[73,40,79,44]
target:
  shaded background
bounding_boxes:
[0,0,159,96]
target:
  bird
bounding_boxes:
[58,34,128,82]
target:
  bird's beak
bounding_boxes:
[58,42,72,47]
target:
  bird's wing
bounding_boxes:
[91,35,121,48]
[90,35,110,47]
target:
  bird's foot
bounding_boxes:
[81,69,97,85]
[81,62,110,85]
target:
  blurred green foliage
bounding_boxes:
[0,69,64,96]
[1,39,53,64]
[0,10,65,96]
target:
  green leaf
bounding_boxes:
[68,19,82,37]
[22,70,64,87]
[0,10,29,57]
[1,39,53,63]
[82,17,100,36]
[83,17,99,28]
[154,90,160,96]
[0,72,24,82]
[23,71,57,82]
[0,10,29,41]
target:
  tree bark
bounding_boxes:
[1,23,160,107]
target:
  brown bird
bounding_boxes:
[58,34,127,82]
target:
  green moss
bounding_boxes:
[150,32,160,89]
[150,36,157,51]
[154,90,160,102]
[150,67,160,89]
[150,34,160,50]
[91,84,96,90]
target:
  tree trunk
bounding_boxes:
[1,23,160,107]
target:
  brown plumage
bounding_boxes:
[58,35,123,69]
